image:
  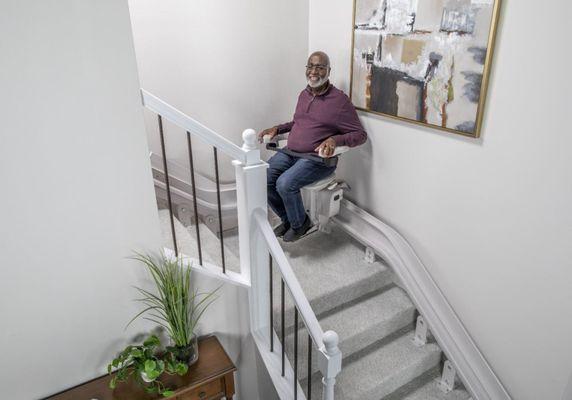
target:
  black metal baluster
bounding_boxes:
[186,131,202,266]
[213,147,226,273]
[269,255,274,352]
[281,278,285,377]
[294,307,299,400]
[307,333,312,400]
[158,115,178,256]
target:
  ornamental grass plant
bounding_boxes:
[128,252,220,355]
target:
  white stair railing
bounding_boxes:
[141,89,342,399]
[231,124,343,400]
[252,208,342,400]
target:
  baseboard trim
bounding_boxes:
[332,199,511,400]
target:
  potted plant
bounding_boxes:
[108,253,219,396]
[128,252,220,366]
[108,334,188,397]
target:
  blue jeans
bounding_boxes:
[267,151,336,229]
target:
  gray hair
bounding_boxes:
[308,51,330,67]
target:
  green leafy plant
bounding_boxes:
[128,252,220,361]
[108,334,188,397]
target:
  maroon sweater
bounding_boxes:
[276,84,367,153]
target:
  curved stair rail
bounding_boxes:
[141,89,341,399]
[333,200,511,400]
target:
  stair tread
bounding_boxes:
[282,286,416,372]
[306,332,441,400]
[401,379,472,400]
[315,286,414,343]
[273,226,392,318]
[280,225,388,291]
[159,209,240,273]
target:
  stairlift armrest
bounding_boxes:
[267,146,339,168]
[263,138,351,168]
[264,134,349,156]
[263,133,289,148]
[324,145,350,158]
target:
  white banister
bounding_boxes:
[253,209,325,344]
[140,89,343,398]
[320,331,342,400]
[238,128,341,399]
[252,209,342,400]
[141,89,260,166]
[233,129,269,332]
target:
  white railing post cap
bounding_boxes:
[320,330,342,382]
[323,330,339,353]
[242,128,257,151]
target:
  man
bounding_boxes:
[259,51,367,242]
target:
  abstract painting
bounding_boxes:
[350,0,500,137]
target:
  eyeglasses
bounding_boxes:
[305,64,329,72]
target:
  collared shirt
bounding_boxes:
[276,84,367,154]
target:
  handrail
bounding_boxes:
[141,89,260,166]
[253,209,325,347]
[253,208,342,400]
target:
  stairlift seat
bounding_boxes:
[303,174,337,191]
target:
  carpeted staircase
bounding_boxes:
[158,209,240,273]
[159,209,471,400]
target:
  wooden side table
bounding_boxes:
[47,335,236,400]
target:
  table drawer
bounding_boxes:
[177,378,224,400]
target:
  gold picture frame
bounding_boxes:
[349,0,502,138]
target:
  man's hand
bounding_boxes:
[258,126,279,143]
[315,137,337,158]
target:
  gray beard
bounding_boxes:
[307,76,329,88]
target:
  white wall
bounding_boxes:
[128,0,309,183]
[127,2,307,398]
[191,274,279,400]
[310,1,572,399]
[0,1,161,399]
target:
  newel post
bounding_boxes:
[233,129,269,335]
[320,331,342,400]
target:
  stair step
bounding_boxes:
[304,332,441,400]
[401,379,472,400]
[280,286,416,376]
[272,227,393,326]
[158,209,240,273]
[161,213,461,400]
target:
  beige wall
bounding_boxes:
[309,0,572,399]
[0,1,162,399]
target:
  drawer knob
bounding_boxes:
[199,391,207,399]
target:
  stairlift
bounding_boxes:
[262,133,350,233]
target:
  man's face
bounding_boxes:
[306,54,330,88]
